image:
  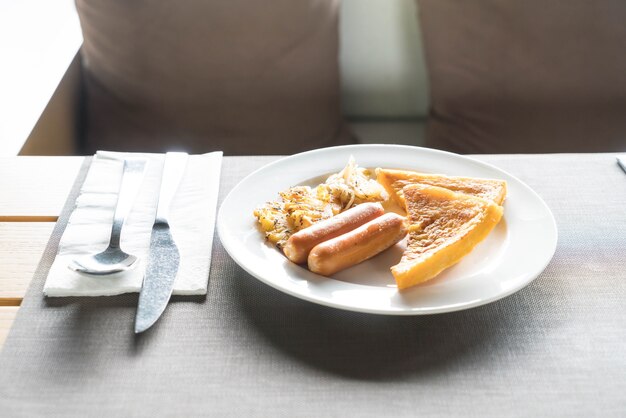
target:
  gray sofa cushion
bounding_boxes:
[76,0,354,155]
[417,0,626,153]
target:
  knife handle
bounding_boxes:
[155,152,189,224]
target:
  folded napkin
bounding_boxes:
[44,151,222,297]
[617,156,626,174]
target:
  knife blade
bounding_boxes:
[135,152,189,333]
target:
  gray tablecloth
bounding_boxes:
[1,154,625,417]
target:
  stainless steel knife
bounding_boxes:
[135,152,189,333]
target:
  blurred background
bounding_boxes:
[1,0,624,156]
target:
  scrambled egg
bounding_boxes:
[253,158,387,248]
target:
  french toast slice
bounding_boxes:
[391,184,503,290]
[376,168,507,209]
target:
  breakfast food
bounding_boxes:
[254,157,507,291]
[390,184,503,289]
[308,213,408,276]
[254,158,386,248]
[376,168,507,208]
[284,202,385,264]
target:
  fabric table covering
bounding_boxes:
[1,154,625,417]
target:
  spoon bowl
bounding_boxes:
[69,248,138,275]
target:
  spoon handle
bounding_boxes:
[109,159,147,248]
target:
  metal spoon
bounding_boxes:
[69,158,147,275]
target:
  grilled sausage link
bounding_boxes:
[307,213,407,276]
[283,202,385,264]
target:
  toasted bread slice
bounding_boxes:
[376,168,507,209]
[391,184,503,290]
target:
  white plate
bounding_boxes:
[217,145,557,315]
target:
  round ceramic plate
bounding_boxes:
[217,145,557,315]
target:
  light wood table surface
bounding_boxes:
[0,156,84,348]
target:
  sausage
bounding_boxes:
[283,202,385,264]
[307,212,407,276]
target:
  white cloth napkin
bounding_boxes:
[44,151,222,297]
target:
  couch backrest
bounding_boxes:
[340,0,429,119]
